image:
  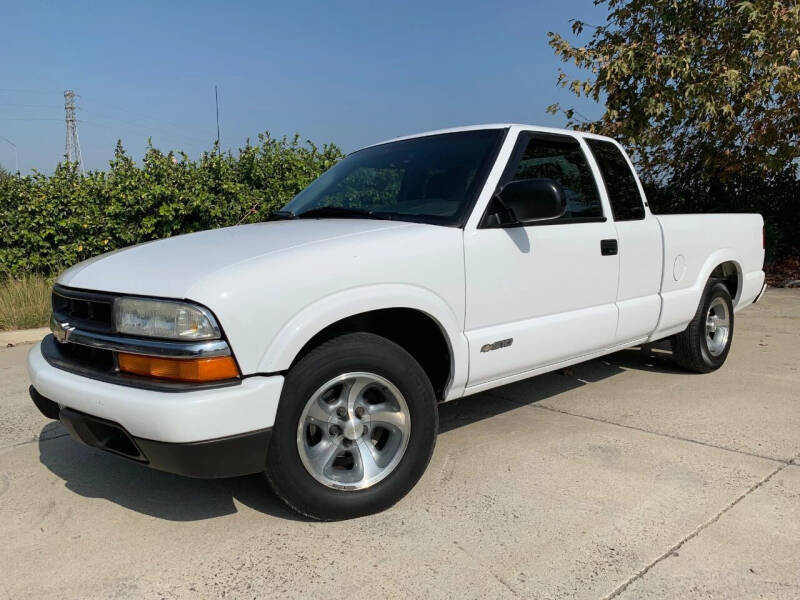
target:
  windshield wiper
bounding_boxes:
[265,210,298,221]
[296,206,392,220]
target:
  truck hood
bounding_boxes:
[58,219,413,298]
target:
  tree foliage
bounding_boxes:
[547,0,800,182]
[0,134,343,277]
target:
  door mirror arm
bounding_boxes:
[483,195,516,227]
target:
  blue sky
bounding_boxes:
[0,0,607,173]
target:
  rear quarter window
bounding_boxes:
[586,139,645,221]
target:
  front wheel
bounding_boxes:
[266,332,438,520]
[671,280,734,373]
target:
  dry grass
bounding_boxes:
[0,275,52,331]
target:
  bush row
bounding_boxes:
[1,132,796,279]
[0,133,344,277]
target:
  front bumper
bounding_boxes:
[28,341,284,475]
[30,387,271,478]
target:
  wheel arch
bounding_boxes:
[697,250,743,306]
[651,249,744,341]
[709,260,741,305]
[257,284,469,401]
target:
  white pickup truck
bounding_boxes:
[28,124,766,520]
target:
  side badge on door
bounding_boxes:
[481,338,513,353]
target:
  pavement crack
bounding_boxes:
[486,391,790,465]
[599,459,794,599]
[451,539,522,598]
[1,432,69,451]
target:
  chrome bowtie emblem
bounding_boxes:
[51,317,75,344]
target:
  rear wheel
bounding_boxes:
[266,332,438,520]
[671,280,734,373]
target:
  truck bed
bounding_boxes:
[652,213,765,340]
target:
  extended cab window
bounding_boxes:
[502,133,604,221]
[586,139,645,221]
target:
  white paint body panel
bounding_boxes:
[33,123,765,442]
[464,222,619,386]
[58,220,468,390]
[649,213,765,339]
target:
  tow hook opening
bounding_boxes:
[59,407,147,462]
[91,422,143,459]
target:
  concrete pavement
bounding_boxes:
[1,290,798,599]
[0,327,49,348]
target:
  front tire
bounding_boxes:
[671,280,734,373]
[266,332,438,520]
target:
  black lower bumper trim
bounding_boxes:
[133,429,272,478]
[30,387,271,479]
[29,386,60,419]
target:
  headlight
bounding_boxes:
[113,297,221,340]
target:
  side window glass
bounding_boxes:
[507,134,603,220]
[585,139,645,221]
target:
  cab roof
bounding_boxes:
[363,123,616,150]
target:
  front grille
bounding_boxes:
[42,335,117,380]
[59,341,116,370]
[52,285,114,332]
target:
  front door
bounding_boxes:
[464,131,620,388]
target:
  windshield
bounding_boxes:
[281,129,505,226]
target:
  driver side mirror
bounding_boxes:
[493,178,567,225]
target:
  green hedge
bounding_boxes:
[0,133,344,277]
[2,131,795,279]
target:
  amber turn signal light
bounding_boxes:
[117,353,239,382]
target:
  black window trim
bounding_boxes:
[478,130,606,229]
[485,215,608,229]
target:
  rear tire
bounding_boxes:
[671,280,734,373]
[266,332,438,520]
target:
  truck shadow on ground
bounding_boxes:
[37,341,682,522]
[439,339,681,433]
[37,425,305,522]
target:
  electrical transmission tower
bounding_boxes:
[63,90,84,173]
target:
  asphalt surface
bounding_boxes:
[1,289,798,599]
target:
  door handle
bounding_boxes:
[600,239,618,256]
